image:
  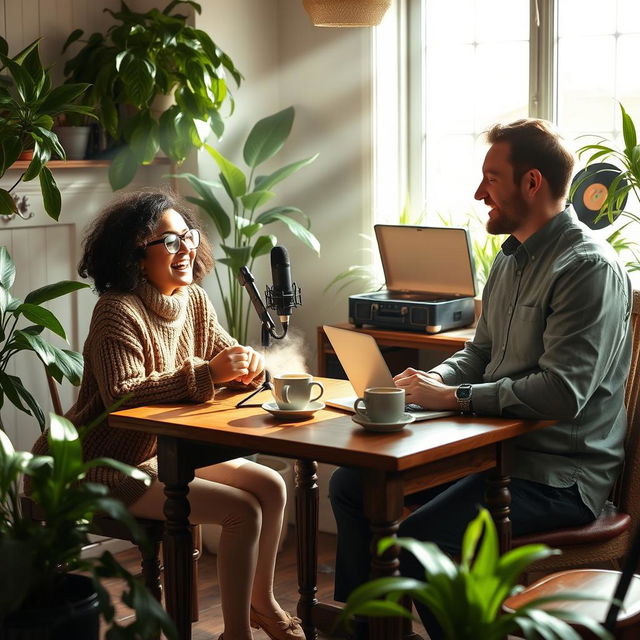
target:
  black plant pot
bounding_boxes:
[0,574,99,640]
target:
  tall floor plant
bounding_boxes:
[175,107,319,342]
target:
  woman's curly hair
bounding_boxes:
[78,190,214,294]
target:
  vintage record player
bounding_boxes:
[348,224,477,333]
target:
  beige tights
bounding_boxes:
[129,457,287,640]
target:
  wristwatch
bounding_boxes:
[455,384,473,414]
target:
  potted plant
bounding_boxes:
[0,247,88,433]
[61,0,242,190]
[175,106,319,343]
[0,37,94,219]
[0,411,176,639]
[338,508,612,640]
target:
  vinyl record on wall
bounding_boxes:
[569,162,628,230]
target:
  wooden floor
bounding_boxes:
[103,526,429,639]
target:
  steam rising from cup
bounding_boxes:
[264,331,308,376]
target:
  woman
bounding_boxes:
[31,190,303,640]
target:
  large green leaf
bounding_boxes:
[129,113,159,164]
[251,234,277,258]
[205,144,246,198]
[621,103,637,153]
[38,83,90,115]
[48,413,83,485]
[39,166,61,220]
[0,136,22,175]
[121,56,156,108]
[0,190,18,217]
[109,147,139,190]
[254,155,319,192]
[185,195,231,239]
[25,280,89,305]
[241,190,275,211]
[0,370,31,415]
[0,247,16,289]
[243,106,294,168]
[15,303,66,339]
[8,374,46,431]
[254,209,320,254]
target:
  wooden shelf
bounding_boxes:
[8,157,172,170]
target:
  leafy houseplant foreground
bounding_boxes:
[0,412,176,639]
[338,508,612,640]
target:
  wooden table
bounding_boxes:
[317,324,475,376]
[109,378,552,640]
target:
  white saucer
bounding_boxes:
[262,400,325,420]
[351,412,415,432]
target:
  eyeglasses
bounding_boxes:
[145,229,201,254]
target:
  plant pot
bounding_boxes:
[0,573,99,640]
[17,150,34,161]
[302,0,392,26]
[54,126,91,161]
[201,455,293,555]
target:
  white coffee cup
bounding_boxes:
[354,387,405,423]
[270,373,324,411]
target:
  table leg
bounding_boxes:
[295,459,319,640]
[363,470,405,640]
[157,436,196,640]
[485,444,512,554]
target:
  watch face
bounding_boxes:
[456,385,472,399]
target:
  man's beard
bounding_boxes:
[486,195,528,235]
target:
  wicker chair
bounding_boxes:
[511,289,640,574]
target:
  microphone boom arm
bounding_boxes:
[238,266,287,344]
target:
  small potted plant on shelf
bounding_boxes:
[174,106,319,343]
[61,0,242,190]
[0,411,176,639]
[338,508,612,640]
[0,37,94,220]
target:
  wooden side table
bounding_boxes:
[317,323,475,376]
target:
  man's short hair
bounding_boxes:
[486,119,575,200]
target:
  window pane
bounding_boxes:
[423,0,529,224]
[557,35,616,136]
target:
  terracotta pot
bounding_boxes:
[17,149,34,161]
[302,0,392,26]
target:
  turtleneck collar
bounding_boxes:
[135,281,189,321]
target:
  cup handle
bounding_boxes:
[354,397,367,417]
[281,384,290,404]
[310,381,324,402]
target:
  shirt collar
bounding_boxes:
[501,208,573,268]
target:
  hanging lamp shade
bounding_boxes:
[302,0,392,27]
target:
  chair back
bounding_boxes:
[614,290,640,529]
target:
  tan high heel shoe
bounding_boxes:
[249,606,305,640]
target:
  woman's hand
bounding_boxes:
[209,345,264,385]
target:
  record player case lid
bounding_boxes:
[374,224,477,297]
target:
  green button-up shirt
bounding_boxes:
[431,209,632,515]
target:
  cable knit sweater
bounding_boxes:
[31,281,253,505]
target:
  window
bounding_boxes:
[376,0,640,236]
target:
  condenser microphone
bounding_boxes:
[267,245,301,327]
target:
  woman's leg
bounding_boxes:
[194,458,288,616]
[129,462,265,640]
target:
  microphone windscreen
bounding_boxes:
[270,245,289,268]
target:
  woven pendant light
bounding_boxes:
[302,0,392,27]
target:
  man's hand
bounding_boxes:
[393,367,458,410]
[209,345,265,384]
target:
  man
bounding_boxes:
[329,118,632,638]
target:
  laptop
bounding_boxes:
[322,325,456,421]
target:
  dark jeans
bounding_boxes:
[329,468,595,639]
